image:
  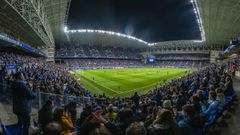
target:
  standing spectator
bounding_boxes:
[132,92,140,107]
[11,72,36,135]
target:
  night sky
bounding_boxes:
[67,0,201,43]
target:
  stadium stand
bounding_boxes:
[63,59,144,69]
[0,51,239,135]
[56,45,143,59]
[1,0,240,135]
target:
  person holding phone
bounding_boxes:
[11,72,36,135]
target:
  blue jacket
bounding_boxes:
[202,100,221,116]
[12,80,36,114]
[178,119,203,135]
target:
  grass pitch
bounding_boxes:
[71,68,191,97]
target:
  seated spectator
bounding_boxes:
[89,124,112,135]
[79,110,122,135]
[202,91,221,116]
[77,104,93,127]
[66,102,77,125]
[224,76,233,96]
[105,107,118,122]
[148,109,181,135]
[215,88,226,108]
[43,122,62,135]
[118,108,140,132]
[53,108,64,122]
[178,105,205,135]
[60,107,74,135]
[162,100,174,115]
[190,95,201,114]
[126,122,146,135]
[38,100,54,129]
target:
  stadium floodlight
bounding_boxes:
[193,40,203,43]
[65,28,153,45]
[191,0,206,42]
[64,26,68,32]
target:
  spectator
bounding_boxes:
[178,105,205,135]
[66,101,77,124]
[132,92,140,107]
[53,108,64,122]
[43,122,62,135]
[148,109,181,135]
[60,107,74,135]
[202,91,221,116]
[231,62,237,77]
[215,88,226,107]
[126,122,146,135]
[11,72,36,135]
[38,100,54,129]
[106,106,118,122]
[224,76,233,96]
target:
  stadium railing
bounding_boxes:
[0,81,91,109]
[0,81,90,126]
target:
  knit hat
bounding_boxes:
[163,100,172,109]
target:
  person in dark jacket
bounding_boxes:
[65,101,77,124]
[11,72,36,135]
[38,100,54,129]
[131,92,140,107]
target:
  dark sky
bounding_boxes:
[67,0,201,42]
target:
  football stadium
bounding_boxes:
[0,0,240,135]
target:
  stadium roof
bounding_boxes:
[0,0,71,49]
[0,0,56,48]
[67,0,201,43]
[198,0,240,47]
[62,0,240,49]
[63,30,148,49]
[44,0,71,43]
[1,0,240,50]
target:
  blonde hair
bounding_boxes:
[153,109,173,125]
[126,122,146,135]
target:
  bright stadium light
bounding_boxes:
[191,0,206,42]
[64,26,68,32]
[64,28,152,45]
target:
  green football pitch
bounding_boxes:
[70,68,191,97]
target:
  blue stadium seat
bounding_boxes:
[225,90,237,105]
[0,119,23,135]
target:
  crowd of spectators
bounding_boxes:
[0,52,85,97]
[156,54,210,60]
[63,59,144,69]
[157,56,210,61]
[35,60,238,135]
[0,51,239,135]
[152,61,209,68]
[61,59,209,69]
[55,45,143,59]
